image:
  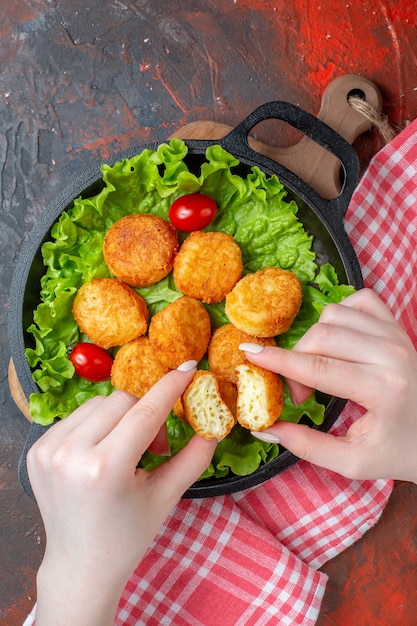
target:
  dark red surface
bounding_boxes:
[1,1,417,624]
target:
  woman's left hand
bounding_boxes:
[28,363,216,626]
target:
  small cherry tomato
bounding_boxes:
[69,342,113,382]
[168,193,217,232]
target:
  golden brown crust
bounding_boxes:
[103,214,179,287]
[173,395,187,422]
[72,278,149,349]
[182,370,236,440]
[235,363,284,431]
[173,231,243,304]
[225,266,302,337]
[217,377,238,419]
[111,336,170,398]
[148,296,211,369]
[208,323,276,384]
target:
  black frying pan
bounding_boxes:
[9,76,379,499]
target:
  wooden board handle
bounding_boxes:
[8,358,32,422]
[173,74,382,199]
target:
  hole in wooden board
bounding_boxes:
[248,118,304,149]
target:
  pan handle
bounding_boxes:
[219,100,360,223]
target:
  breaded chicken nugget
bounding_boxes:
[174,374,237,422]
[148,296,211,369]
[208,323,276,384]
[225,266,302,337]
[235,363,284,431]
[173,395,187,422]
[72,278,148,349]
[182,370,236,440]
[111,336,170,398]
[103,214,179,287]
[173,231,243,304]
[218,376,238,419]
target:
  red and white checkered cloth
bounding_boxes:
[24,118,417,626]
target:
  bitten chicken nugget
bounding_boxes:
[218,377,238,419]
[103,214,179,287]
[182,371,236,440]
[225,266,302,337]
[173,231,243,304]
[111,336,170,398]
[235,363,284,431]
[174,374,237,422]
[208,323,276,384]
[148,296,211,369]
[173,396,186,422]
[72,278,148,349]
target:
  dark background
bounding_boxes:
[2,2,417,624]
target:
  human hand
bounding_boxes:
[241,289,417,484]
[27,361,217,626]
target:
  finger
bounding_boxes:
[82,391,139,443]
[64,391,139,446]
[337,288,396,323]
[316,300,399,341]
[252,420,366,480]
[31,394,109,450]
[242,345,372,406]
[292,321,394,367]
[58,394,108,429]
[147,434,217,506]
[102,365,197,464]
[285,378,313,407]
[147,423,170,456]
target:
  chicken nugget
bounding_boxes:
[235,363,284,431]
[173,231,243,304]
[148,296,211,369]
[174,374,237,422]
[173,396,186,422]
[208,323,276,384]
[111,336,170,398]
[72,278,148,349]
[225,266,302,337]
[182,370,236,440]
[103,214,179,287]
[218,377,238,419]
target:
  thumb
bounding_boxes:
[151,434,217,504]
[252,421,359,479]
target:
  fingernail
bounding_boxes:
[238,343,265,354]
[148,442,171,457]
[251,430,280,443]
[290,393,299,408]
[177,360,198,372]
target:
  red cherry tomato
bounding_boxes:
[168,193,217,232]
[69,342,113,382]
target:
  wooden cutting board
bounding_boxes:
[8,73,382,422]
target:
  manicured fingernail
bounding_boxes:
[177,360,198,372]
[238,343,265,354]
[251,430,280,443]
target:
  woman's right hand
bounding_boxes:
[243,289,417,484]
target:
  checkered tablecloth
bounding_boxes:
[24,118,417,626]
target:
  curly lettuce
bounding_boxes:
[26,138,354,478]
